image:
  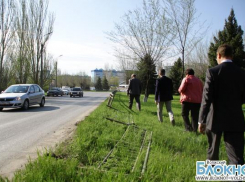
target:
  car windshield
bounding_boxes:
[73,88,81,91]
[4,85,29,93]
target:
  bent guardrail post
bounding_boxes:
[105,117,137,127]
[131,130,147,172]
[141,131,153,175]
[107,93,114,107]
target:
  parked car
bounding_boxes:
[62,88,71,95]
[70,87,83,97]
[47,87,64,96]
[0,84,45,111]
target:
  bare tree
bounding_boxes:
[109,76,119,87]
[8,0,54,87]
[163,0,207,77]
[0,0,55,90]
[1,53,14,88]
[0,0,15,90]
[43,53,55,88]
[12,0,31,84]
[115,50,137,84]
[107,0,175,100]
[185,41,209,81]
[107,0,174,67]
[103,63,113,80]
[27,0,54,86]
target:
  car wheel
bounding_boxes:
[82,94,83,97]
[0,107,3,111]
[22,100,29,110]
[40,98,45,107]
[70,95,72,97]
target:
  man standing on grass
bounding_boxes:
[155,69,175,126]
[127,74,141,111]
[199,44,245,165]
[178,68,203,133]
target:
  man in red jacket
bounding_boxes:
[178,69,203,133]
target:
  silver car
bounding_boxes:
[62,88,71,95]
[0,84,45,111]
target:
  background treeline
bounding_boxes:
[0,0,55,92]
[94,76,112,91]
[1,0,244,95]
[57,73,91,91]
[57,72,118,91]
[110,0,245,98]
[169,8,245,94]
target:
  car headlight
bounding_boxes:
[15,97,21,101]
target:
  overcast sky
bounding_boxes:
[47,0,245,76]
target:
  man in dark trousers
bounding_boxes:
[155,69,175,126]
[199,44,245,165]
[178,69,203,133]
[127,74,141,111]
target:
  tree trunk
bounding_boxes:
[182,48,185,78]
[143,74,150,102]
[143,93,148,102]
[0,50,4,91]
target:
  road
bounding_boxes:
[0,91,110,178]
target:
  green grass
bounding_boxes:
[1,93,245,182]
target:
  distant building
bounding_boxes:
[91,68,103,83]
[91,69,126,85]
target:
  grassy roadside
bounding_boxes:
[1,92,244,182]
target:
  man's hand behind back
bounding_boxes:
[198,123,206,135]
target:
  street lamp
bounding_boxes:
[56,55,63,87]
[40,31,53,89]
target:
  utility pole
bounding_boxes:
[56,61,57,87]
[40,43,44,88]
[55,55,62,87]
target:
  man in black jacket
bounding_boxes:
[127,74,141,111]
[199,44,245,165]
[155,69,175,126]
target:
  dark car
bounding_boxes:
[47,87,63,97]
[70,87,83,97]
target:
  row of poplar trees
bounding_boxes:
[0,0,54,91]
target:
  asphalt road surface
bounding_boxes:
[0,91,110,178]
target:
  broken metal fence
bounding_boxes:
[99,92,153,175]
[79,91,153,177]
